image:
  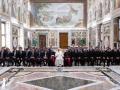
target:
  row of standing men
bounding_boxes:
[65,47,120,66]
[0,47,120,67]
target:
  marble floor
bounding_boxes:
[0,66,120,90]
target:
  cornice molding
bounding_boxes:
[30,0,83,3]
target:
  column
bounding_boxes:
[0,20,1,48]
[68,30,71,47]
[110,0,115,49]
[57,31,59,48]
[19,26,25,49]
[87,28,90,48]
[110,19,114,49]
[96,27,98,47]
[86,30,89,48]
[101,25,104,49]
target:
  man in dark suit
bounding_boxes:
[67,47,73,66]
[12,47,19,66]
[94,47,100,66]
[25,48,31,66]
[28,48,36,66]
[17,47,24,66]
[64,50,72,66]
[0,47,7,66]
[64,50,67,66]
[35,48,42,66]
[71,47,77,66]
[5,48,13,66]
[34,48,42,66]
[113,48,118,65]
[23,48,28,66]
[47,47,55,66]
[69,47,74,66]
[39,48,44,65]
[117,48,120,65]
[44,48,49,66]
[40,48,48,66]
[105,47,111,67]
[100,49,106,67]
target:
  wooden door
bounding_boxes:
[39,35,46,48]
[59,33,68,49]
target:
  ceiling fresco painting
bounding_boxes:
[31,3,84,28]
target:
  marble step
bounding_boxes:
[102,70,120,85]
[0,67,11,75]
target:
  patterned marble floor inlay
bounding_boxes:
[25,76,94,90]
[0,67,120,90]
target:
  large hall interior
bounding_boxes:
[0,0,120,90]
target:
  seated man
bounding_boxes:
[0,47,6,66]
[29,48,36,66]
[5,48,13,66]
[50,55,55,66]
[64,50,72,66]
[64,55,72,66]
[11,47,18,66]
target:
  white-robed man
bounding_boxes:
[55,48,64,67]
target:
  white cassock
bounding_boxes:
[55,51,64,66]
[1,78,6,90]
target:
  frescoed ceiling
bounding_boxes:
[30,3,84,28]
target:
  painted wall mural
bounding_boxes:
[23,0,29,24]
[0,0,9,14]
[31,3,84,28]
[71,31,87,46]
[32,32,38,47]
[89,29,96,47]
[12,26,19,48]
[11,0,23,20]
[88,0,111,23]
[11,0,29,23]
[49,31,57,47]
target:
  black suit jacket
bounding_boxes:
[0,50,7,58]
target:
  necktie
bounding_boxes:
[32,51,34,57]
[14,51,16,57]
[39,51,40,57]
[45,52,47,58]
[26,51,28,57]
[20,51,22,54]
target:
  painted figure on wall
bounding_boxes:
[71,39,75,45]
[51,38,55,46]
[104,36,110,49]
[99,3,102,18]
[28,39,31,48]
[39,35,46,48]
[0,1,2,11]
[12,37,18,48]
[32,32,38,47]
[12,26,19,48]
[23,0,28,24]
[11,0,16,18]
[104,0,110,14]
[0,0,9,14]
[49,32,57,47]
[90,29,96,47]
[11,0,23,21]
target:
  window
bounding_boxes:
[1,22,6,47]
